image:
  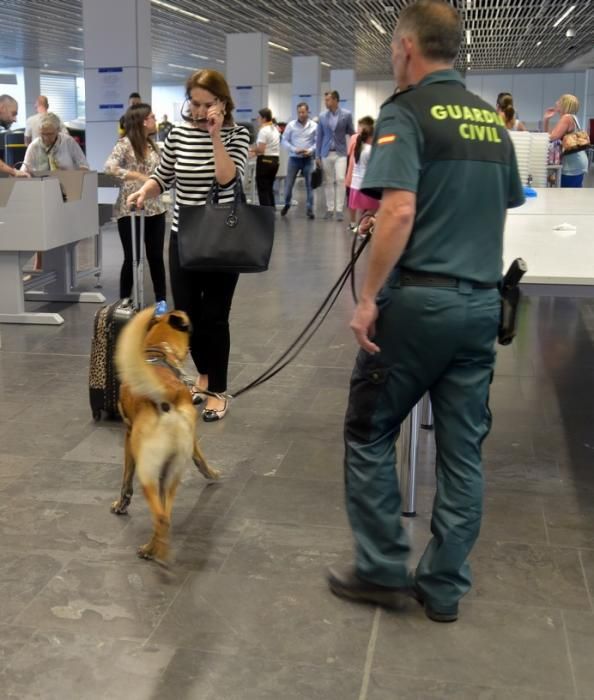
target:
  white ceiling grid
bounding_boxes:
[0,0,592,82]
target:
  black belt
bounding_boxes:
[399,268,498,289]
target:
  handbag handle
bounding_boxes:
[206,177,247,206]
[205,177,247,228]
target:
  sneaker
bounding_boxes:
[348,223,357,232]
[324,211,334,220]
[306,209,315,220]
[154,300,169,316]
[336,212,344,222]
[281,205,290,217]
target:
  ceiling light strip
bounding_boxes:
[268,41,290,52]
[151,0,209,24]
[552,5,575,28]
[370,18,387,35]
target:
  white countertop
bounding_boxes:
[509,188,594,216]
[504,213,594,285]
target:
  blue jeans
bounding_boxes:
[561,173,584,188]
[285,156,314,210]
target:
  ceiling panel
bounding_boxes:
[0,0,591,83]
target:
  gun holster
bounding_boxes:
[497,258,527,346]
[498,285,520,345]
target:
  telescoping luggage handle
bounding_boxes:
[130,207,145,310]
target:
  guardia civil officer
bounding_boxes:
[327,0,525,622]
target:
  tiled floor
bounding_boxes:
[1,191,594,699]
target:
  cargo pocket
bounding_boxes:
[345,355,390,444]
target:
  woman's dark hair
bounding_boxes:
[499,95,515,124]
[259,107,272,122]
[185,69,235,126]
[496,92,512,109]
[355,116,375,163]
[123,103,157,163]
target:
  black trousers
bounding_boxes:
[256,155,279,207]
[118,212,167,302]
[169,234,239,393]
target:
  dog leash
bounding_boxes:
[198,228,371,402]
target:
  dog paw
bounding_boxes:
[137,543,155,560]
[111,500,129,515]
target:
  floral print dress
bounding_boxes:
[104,137,167,219]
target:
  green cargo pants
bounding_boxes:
[344,272,500,612]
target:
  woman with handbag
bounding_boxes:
[105,103,167,309]
[128,70,250,421]
[544,94,589,188]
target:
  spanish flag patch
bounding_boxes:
[377,134,397,145]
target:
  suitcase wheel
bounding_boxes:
[92,410,102,422]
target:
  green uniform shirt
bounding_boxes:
[362,69,525,283]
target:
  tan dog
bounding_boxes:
[110,306,220,564]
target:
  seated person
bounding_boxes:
[21,112,89,173]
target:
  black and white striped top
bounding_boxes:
[151,123,250,233]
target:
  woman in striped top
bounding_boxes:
[128,70,250,421]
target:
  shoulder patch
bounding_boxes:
[377,134,397,145]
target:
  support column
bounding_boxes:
[226,33,269,126]
[330,68,356,115]
[23,68,41,119]
[585,69,594,139]
[82,0,152,170]
[291,56,321,119]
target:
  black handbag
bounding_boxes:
[311,165,323,189]
[177,179,275,273]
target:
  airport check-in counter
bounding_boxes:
[0,170,105,325]
[399,187,594,514]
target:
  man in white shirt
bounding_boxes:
[253,108,280,207]
[281,102,318,219]
[25,96,51,145]
[21,112,88,173]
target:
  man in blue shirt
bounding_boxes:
[315,91,355,221]
[281,102,318,220]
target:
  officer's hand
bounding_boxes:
[315,158,321,168]
[358,213,376,236]
[350,299,380,354]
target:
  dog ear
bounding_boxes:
[168,312,192,334]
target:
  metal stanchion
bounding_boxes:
[397,401,421,517]
[420,392,433,430]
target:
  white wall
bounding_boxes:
[355,80,394,122]
[465,71,587,130]
[151,84,186,124]
[269,79,393,123]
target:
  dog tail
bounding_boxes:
[115,306,166,404]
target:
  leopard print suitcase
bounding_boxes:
[89,300,135,420]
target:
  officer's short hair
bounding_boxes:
[296,102,309,112]
[397,0,462,63]
[325,90,340,102]
[0,94,16,106]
